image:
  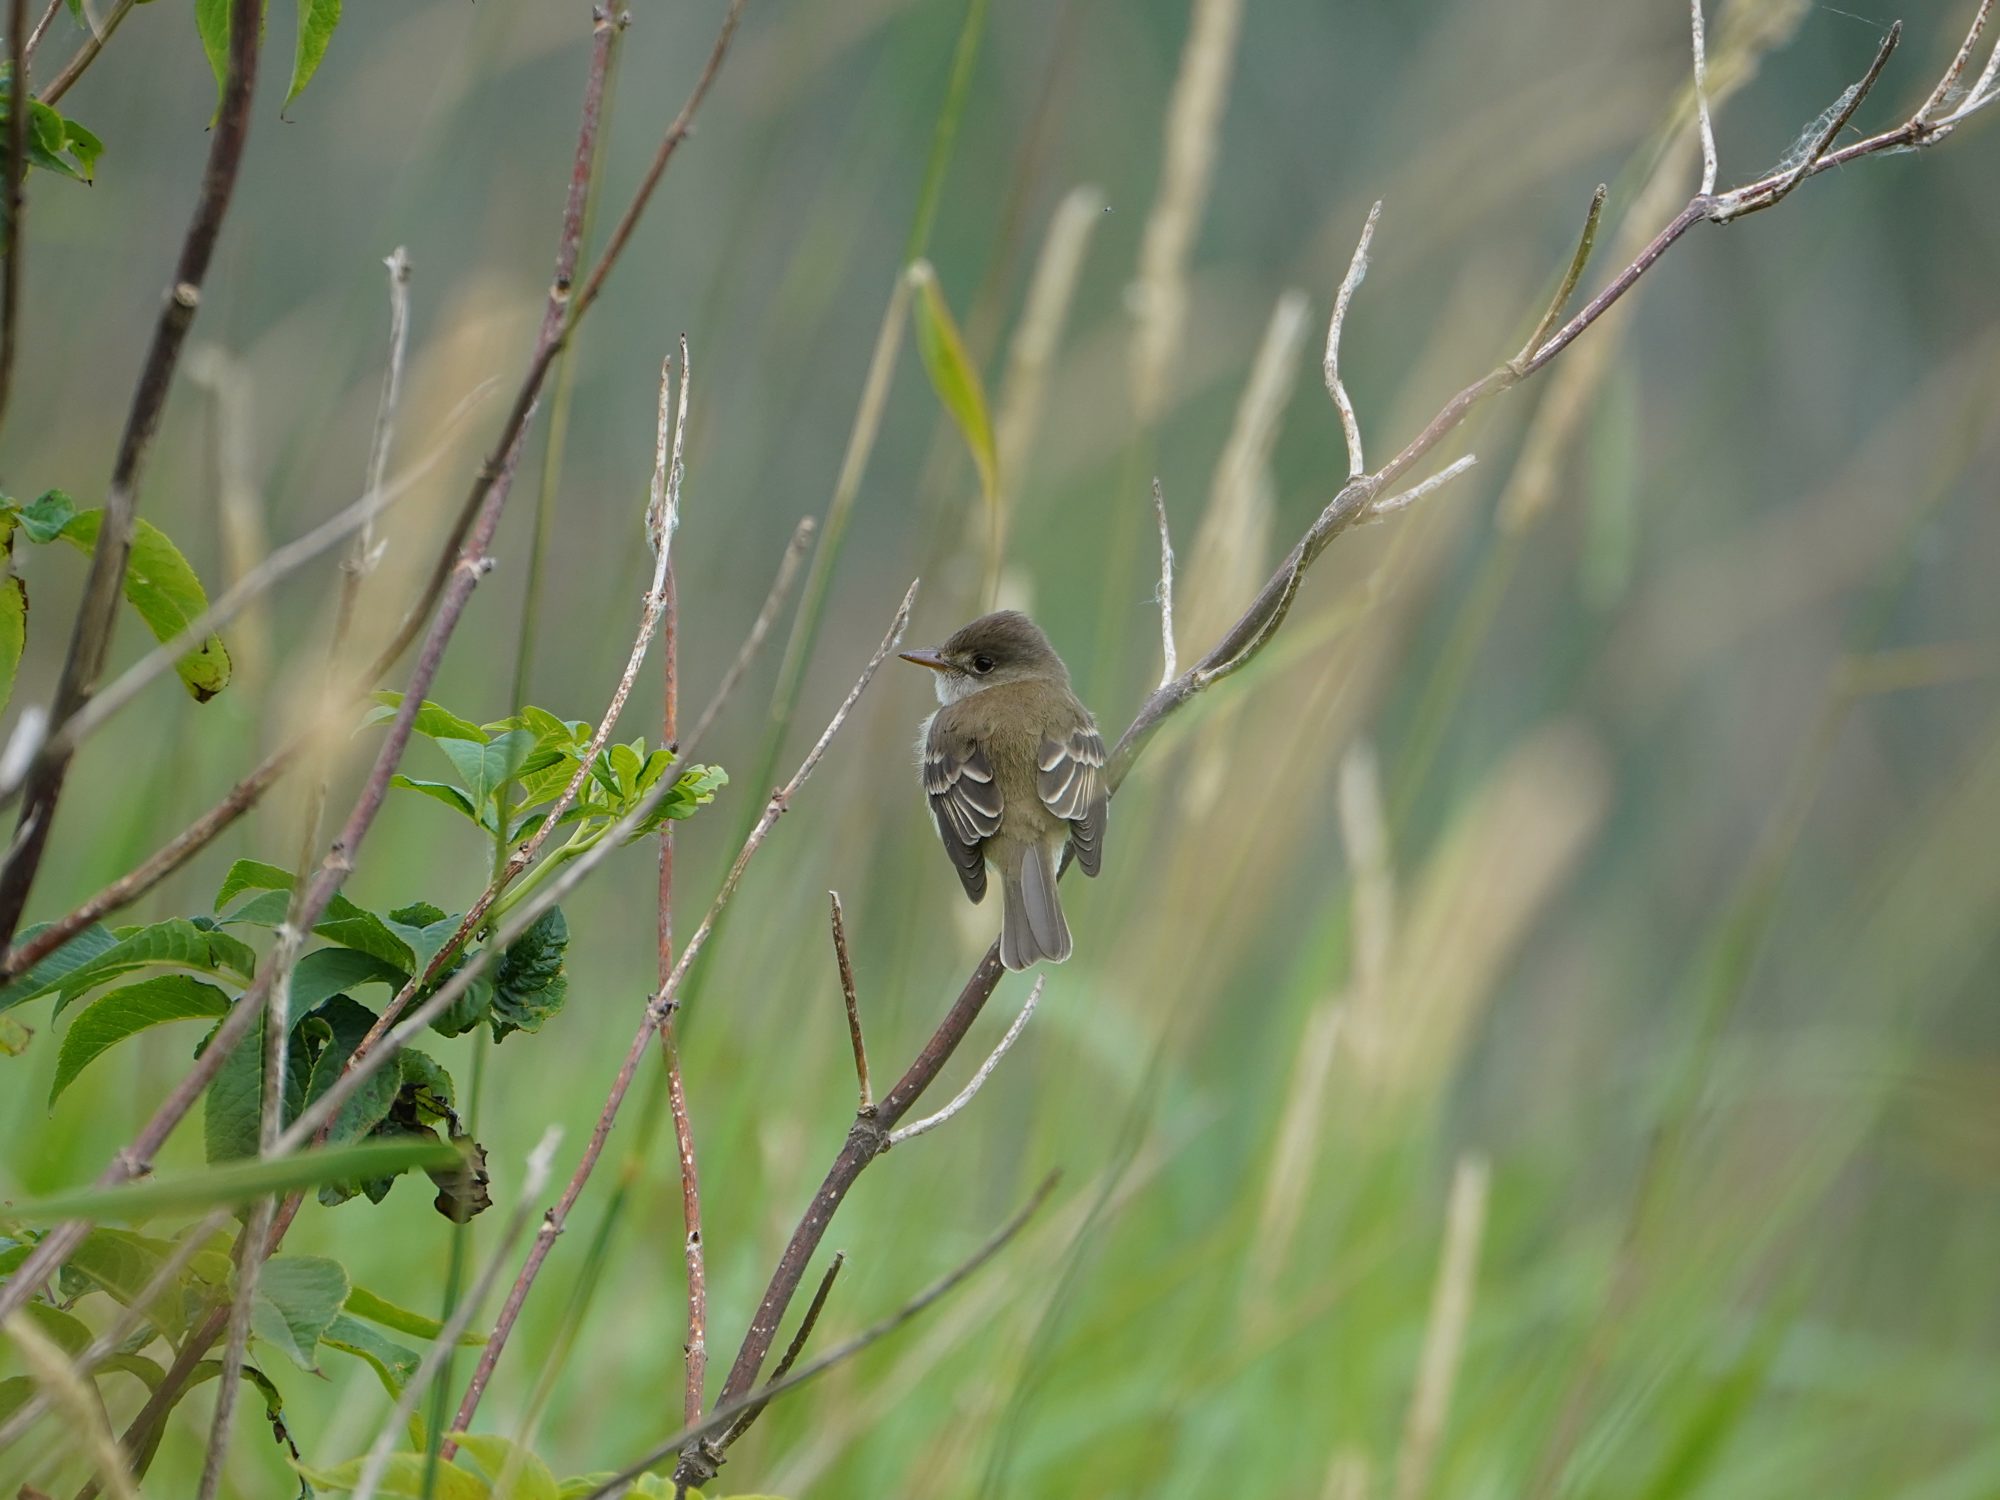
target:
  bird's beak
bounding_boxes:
[899,648,952,674]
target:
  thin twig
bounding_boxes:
[889,976,1043,1145]
[665,1031,706,1427]
[1513,184,1606,371]
[2,1313,140,1500]
[356,247,413,572]
[1365,454,1477,522]
[33,0,131,107]
[683,516,814,758]
[448,583,917,1440]
[1152,479,1178,687]
[600,1175,1058,1500]
[194,1195,273,1500]
[828,891,873,1113]
[351,1131,560,1500]
[0,0,747,1330]
[1920,0,1991,119]
[1714,24,1901,223]
[0,0,262,947]
[716,1254,844,1451]
[1690,0,1718,194]
[21,0,60,63]
[1323,201,1380,479]
[1,0,27,439]
[702,11,2000,1426]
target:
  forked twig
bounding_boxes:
[889,976,1044,1145]
[1323,201,1380,478]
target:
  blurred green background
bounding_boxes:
[5,0,2000,1494]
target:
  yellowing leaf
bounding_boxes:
[907,259,998,505]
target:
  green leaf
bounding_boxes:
[293,1455,489,1500]
[59,116,102,180]
[0,572,24,716]
[203,1008,269,1165]
[12,488,77,544]
[63,1228,184,1339]
[249,1254,349,1371]
[193,918,258,980]
[194,0,232,108]
[396,1047,457,1124]
[302,995,398,1145]
[214,858,293,910]
[56,510,231,702]
[9,917,233,1017]
[450,1432,560,1500]
[11,1137,464,1224]
[908,259,998,504]
[19,1301,92,1355]
[365,691,486,743]
[49,974,230,1108]
[285,0,340,109]
[344,1284,486,1345]
[291,947,406,1010]
[0,921,117,1015]
[489,907,568,1042]
[436,729,536,811]
[633,764,729,837]
[321,1312,420,1399]
[390,774,484,826]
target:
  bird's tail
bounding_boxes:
[999,839,1071,971]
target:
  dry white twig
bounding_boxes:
[890,976,1044,1145]
[1690,0,1719,194]
[351,1128,561,1500]
[1366,453,1477,522]
[354,247,413,573]
[1324,202,1381,478]
[1152,479,1178,687]
[1920,0,1992,120]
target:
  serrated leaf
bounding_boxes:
[218,871,415,971]
[8,918,232,1017]
[49,974,230,1107]
[0,921,117,1016]
[489,907,568,1042]
[249,1254,349,1371]
[57,510,231,702]
[0,572,24,716]
[450,1432,560,1500]
[908,259,997,504]
[285,0,340,109]
[365,690,487,743]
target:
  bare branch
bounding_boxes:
[1690,0,1718,195]
[34,0,134,106]
[666,1031,707,1429]
[21,0,60,64]
[712,1252,845,1459]
[829,891,873,1113]
[0,0,262,946]
[195,1195,273,1500]
[1365,454,1478,523]
[889,976,1044,1145]
[1323,201,1380,478]
[607,1176,1058,1500]
[684,516,815,757]
[1514,184,1606,371]
[1152,478,1178,687]
[1920,0,1992,120]
[1714,24,1901,223]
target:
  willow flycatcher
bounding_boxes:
[901,611,1107,970]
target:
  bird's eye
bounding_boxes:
[971,654,996,674]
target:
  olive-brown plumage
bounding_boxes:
[901,611,1106,969]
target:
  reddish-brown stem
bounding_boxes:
[828,891,873,1112]
[0,0,261,946]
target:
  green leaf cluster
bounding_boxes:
[372,693,725,924]
[0,488,233,712]
[196,0,344,114]
[0,77,103,197]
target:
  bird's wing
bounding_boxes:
[1038,722,1108,877]
[924,718,1002,903]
